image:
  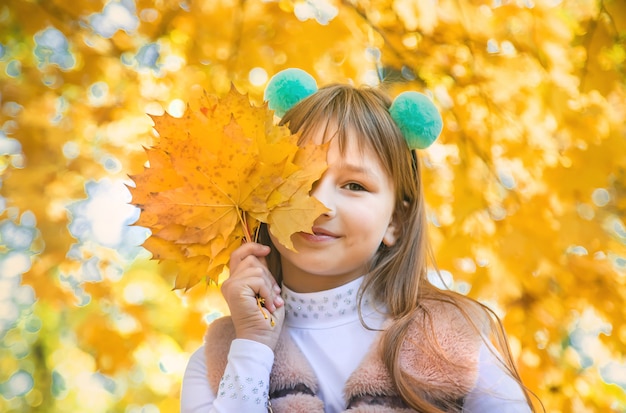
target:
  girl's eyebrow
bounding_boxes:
[336,162,381,180]
[342,164,368,173]
[336,162,369,174]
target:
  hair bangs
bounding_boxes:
[281,85,415,201]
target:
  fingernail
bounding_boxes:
[275,296,284,306]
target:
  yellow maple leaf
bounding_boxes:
[129,87,328,290]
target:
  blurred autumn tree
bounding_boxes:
[0,0,625,411]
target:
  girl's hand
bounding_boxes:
[221,242,285,350]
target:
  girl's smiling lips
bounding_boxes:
[298,227,339,242]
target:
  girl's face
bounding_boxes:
[269,127,399,293]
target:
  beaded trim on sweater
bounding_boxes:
[281,276,379,328]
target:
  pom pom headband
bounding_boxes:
[264,68,442,149]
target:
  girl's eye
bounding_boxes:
[344,182,366,191]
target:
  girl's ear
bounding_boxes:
[382,225,398,247]
[382,201,408,247]
[382,215,400,247]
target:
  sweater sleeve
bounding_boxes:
[463,344,532,412]
[180,339,275,413]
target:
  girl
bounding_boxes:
[181,70,536,412]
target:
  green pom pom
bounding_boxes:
[264,68,318,117]
[389,92,443,149]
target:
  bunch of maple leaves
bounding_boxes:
[129,87,328,290]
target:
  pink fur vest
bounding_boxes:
[204,300,483,412]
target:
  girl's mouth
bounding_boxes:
[299,227,338,242]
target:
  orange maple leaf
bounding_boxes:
[129,87,328,290]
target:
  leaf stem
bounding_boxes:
[256,296,276,327]
[238,208,275,327]
[237,207,253,243]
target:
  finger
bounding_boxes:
[272,284,284,309]
[231,242,270,261]
[250,261,282,310]
[229,243,270,274]
[222,264,277,311]
[256,280,276,312]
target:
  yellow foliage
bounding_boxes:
[1,0,625,411]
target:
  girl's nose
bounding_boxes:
[311,178,336,218]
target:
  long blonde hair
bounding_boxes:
[260,84,537,412]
